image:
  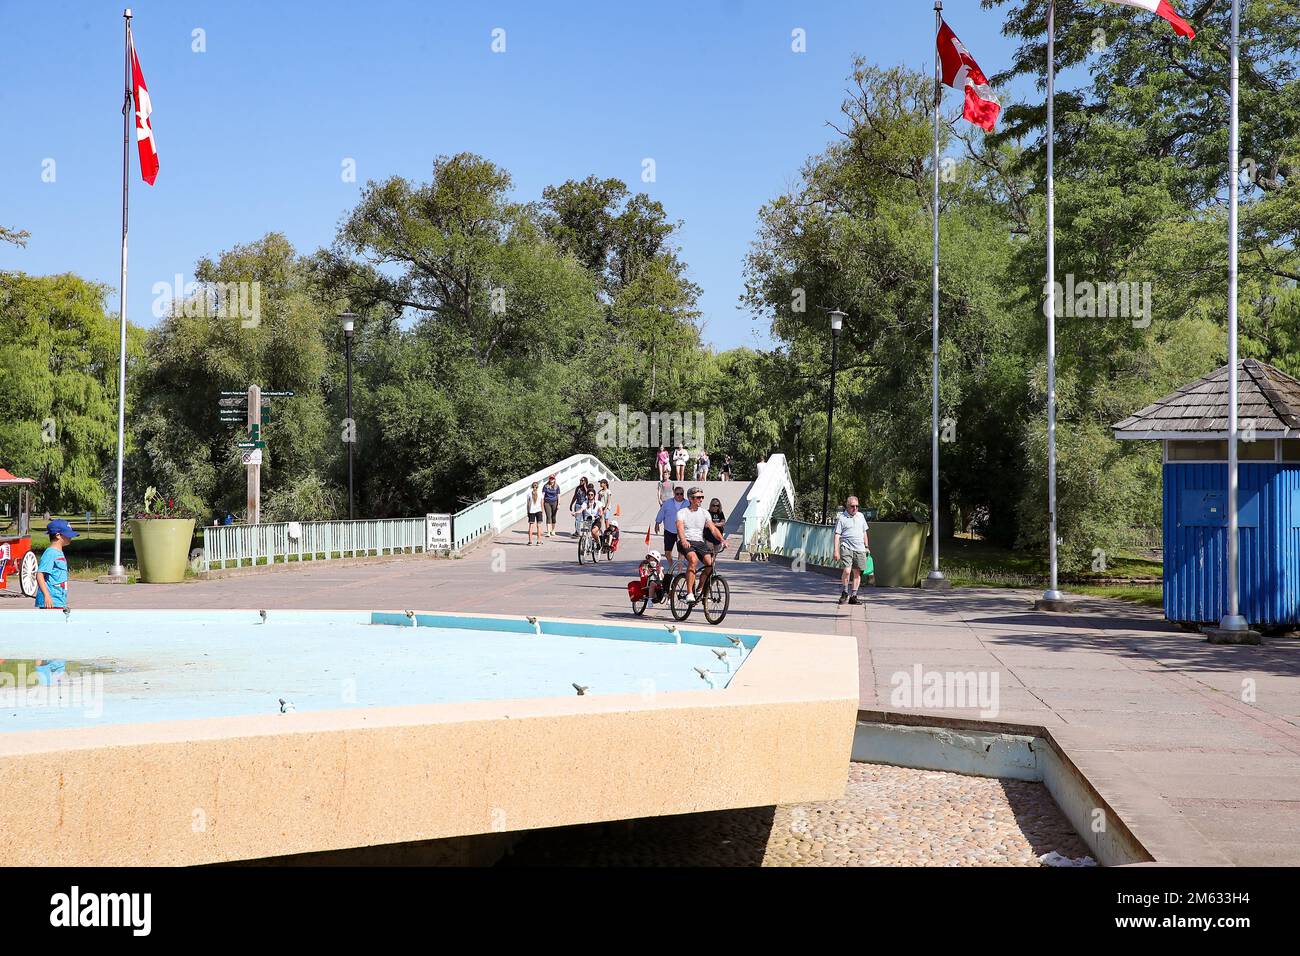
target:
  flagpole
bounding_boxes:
[1220,0,1248,632]
[925,0,949,588]
[108,8,133,582]
[1039,0,1065,607]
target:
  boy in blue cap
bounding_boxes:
[35,519,78,610]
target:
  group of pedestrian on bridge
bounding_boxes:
[655,447,731,483]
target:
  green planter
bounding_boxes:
[129,518,196,583]
[868,521,929,588]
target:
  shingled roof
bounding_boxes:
[1113,359,1300,440]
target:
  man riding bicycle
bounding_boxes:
[675,486,727,605]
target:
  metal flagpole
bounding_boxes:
[1039,0,1065,606]
[108,8,133,581]
[1221,0,1248,631]
[925,0,949,588]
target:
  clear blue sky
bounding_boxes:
[2,0,1030,351]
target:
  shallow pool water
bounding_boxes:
[0,610,758,732]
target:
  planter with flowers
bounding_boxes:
[129,488,196,583]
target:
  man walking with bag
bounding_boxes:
[832,496,871,605]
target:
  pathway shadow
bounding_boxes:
[864,588,1300,681]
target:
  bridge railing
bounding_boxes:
[768,517,839,567]
[200,454,620,569]
[738,453,796,553]
[203,517,429,571]
[483,452,618,535]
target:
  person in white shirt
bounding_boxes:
[672,446,689,482]
[526,481,544,547]
[676,486,727,604]
[832,495,871,604]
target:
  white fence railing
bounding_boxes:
[203,517,429,571]
[739,453,797,551]
[491,454,618,531]
[201,454,621,569]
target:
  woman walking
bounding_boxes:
[526,481,544,546]
[673,445,688,482]
[655,446,670,481]
[542,474,561,537]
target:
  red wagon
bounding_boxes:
[0,469,39,597]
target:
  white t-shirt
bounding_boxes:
[527,490,543,514]
[677,506,709,543]
[673,449,688,465]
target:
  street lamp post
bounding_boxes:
[823,310,845,524]
[341,312,356,520]
[793,413,804,489]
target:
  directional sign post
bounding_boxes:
[247,385,261,525]
[218,387,297,523]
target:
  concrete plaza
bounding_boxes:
[5,524,1299,866]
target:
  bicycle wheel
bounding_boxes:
[577,534,588,565]
[669,573,693,621]
[604,538,614,561]
[703,573,730,625]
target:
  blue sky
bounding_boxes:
[2,0,1030,350]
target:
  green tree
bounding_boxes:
[0,272,136,512]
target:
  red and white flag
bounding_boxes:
[937,20,1000,132]
[130,34,159,185]
[1102,0,1195,39]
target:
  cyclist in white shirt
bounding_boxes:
[676,486,727,604]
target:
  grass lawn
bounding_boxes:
[938,536,1164,609]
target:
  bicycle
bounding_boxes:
[576,519,601,565]
[669,556,730,625]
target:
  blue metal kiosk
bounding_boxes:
[1113,359,1300,628]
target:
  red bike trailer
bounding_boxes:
[0,469,39,597]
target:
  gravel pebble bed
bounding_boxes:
[504,762,1093,867]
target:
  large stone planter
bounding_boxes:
[129,518,196,583]
[868,521,928,587]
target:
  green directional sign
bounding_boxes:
[236,441,266,450]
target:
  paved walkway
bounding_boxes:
[6,526,1298,865]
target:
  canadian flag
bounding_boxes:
[1102,0,1196,39]
[130,34,159,185]
[937,20,1000,132]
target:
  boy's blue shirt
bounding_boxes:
[36,545,68,608]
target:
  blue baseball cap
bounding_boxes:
[46,519,79,539]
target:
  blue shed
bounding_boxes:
[1113,360,1300,628]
